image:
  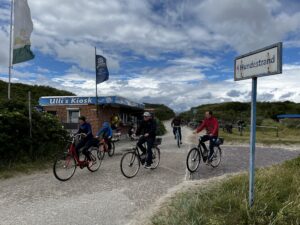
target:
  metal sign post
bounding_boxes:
[249,77,257,206]
[234,42,282,207]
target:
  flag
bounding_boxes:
[12,0,35,64]
[96,55,109,84]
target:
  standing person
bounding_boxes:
[96,122,113,150]
[171,116,182,144]
[136,112,157,169]
[193,111,219,163]
[110,113,121,130]
[75,116,94,161]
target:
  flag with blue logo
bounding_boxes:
[96,55,109,84]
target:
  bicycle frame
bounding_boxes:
[197,140,209,161]
[98,138,108,152]
[67,134,89,168]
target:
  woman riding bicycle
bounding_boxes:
[75,116,94,161]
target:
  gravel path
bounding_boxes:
[0,123,299,225]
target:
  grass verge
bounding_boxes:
[0,161,51,179]
[151,156,300,225]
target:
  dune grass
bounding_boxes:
[151,156,300,225]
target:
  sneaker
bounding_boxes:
[144,164,152,169]
[180,141,182,144]
[206,155,213,165]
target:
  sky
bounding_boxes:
[0,0,300,112]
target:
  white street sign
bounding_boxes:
[234,43,282,81]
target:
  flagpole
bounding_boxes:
[8,0,14,100]
[95,47,98,116]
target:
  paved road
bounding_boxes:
[0,123,188,225]
[0,123,299,225]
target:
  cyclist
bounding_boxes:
[171,116,182,144]
[96,122,113,150]
[193,111,219,163]
[136,112,157,169]
[75,116,94,161]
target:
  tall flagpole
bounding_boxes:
[95,47,98,116]
[8,0,14,100]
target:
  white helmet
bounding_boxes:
[143,112,151,117]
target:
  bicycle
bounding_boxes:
[98,137,115,159]
[173,126,181,148]
[53,134,102,181]
[120,137,162,178]
[186,136,224,173]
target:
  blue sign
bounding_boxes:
[96,55,109,84]
[39,96,144,109]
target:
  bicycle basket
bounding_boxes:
[154,137,162,146]
[215,138,224,146]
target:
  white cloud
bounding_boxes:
[1,0,300,111]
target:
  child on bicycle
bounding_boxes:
[96,122,113,150]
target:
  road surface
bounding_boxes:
[0,122,299,225]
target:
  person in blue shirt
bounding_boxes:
[75,116,94,161]
[96,122,113,150]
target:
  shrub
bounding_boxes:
[156,118,167,136]
[0,100,68,168]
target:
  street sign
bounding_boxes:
[234,42,282,207]
[234,42,282,81]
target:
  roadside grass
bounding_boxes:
[220,119,300,146]
[0,161,51,179]
[151,156,300,225]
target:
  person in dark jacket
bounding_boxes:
[193,111,219,163]
[171,116,182,144]
[136,112,157,169]
[75,116,94,161]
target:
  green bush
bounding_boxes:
[180,101,300,125]
[0,100,68,168]
[156,118,167,136]
[145,103,175,121]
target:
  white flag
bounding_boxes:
[13,0,34,64]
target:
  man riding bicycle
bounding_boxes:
[171,116,182,144]
[193,111,219,163]
[136,112,157,169]
[96,122,113,150]
[75,116,94,161]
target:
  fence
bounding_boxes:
[226,125,279,137]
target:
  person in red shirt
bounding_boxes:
[193,111,219,163]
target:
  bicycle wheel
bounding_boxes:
[98,144,105,160]
[108,142,115,157]
[120,151,140,178]
[53,153,76,181]
[210,147,222,168]
[176,131,180,148]
[87,147,102,172]
[186,148,201,173]
[151,147,160,169]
